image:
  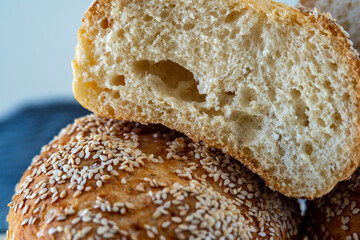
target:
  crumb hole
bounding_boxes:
[113,92,120,99]
[100,18,109,29]
[84,81,101,95]
[295,102,309,127]
[111,75,126,86]
[310,94,318,104]
[183,23,195,31]
[268,87,276,102]
[229,112,263,143]
[225,10,245,23]
[329,62,338,72]
[136,106,143,113]
[268,166,280,175]
[115,56,122,64]
[106,57,114,66]
[333,111,342,123]
[243,147,254,159]
[106,105,115,116]
[133,60,206,102]
[144,14,153,22]
[290,89,301,99]
[324,80,334,95]
[219,29,230,40]
[275,51,281,58]
[229,28,240,39]
[160,11,169,18]
[342,93,350,102]
[219,91,235,106]
[317,118,326,127]
[199,108,223,117]
[240,87,256,107]
[304,143,313,156]
[117,29,125,37]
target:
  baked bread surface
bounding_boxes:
[300,0,360,50]
[305,167,360,239]
[72,0,360,198]
[6,115,301,239]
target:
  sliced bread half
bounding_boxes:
[72,0,360,198]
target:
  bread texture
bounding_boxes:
[305,168,360,239]
[72,0,360,199]
[300,0,360,50]
[6,115,301,239]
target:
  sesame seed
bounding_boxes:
[72,217,81,224]
[48,227,57,235]
[22,205,29,216]
[171,217,182,223]
[259,232,266,237]
[96,180,103,187]
[73,191,82,198]
[101,175,110,181]
[354,233,359,240]
[21,218,29,226]
[60,190,66,198]
[162,221,171,229]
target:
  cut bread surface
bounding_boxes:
[301,0,360,50]
[73,0,360,198]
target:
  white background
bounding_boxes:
[0,0,298,117]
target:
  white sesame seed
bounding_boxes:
[96,180,103,187]
[60,190,66,198]
[73,191,82,198]
[22,205,29,216]
[21,218,29,226]
[101,175,110,181]
[48,227,57,235]
[171,217,182,223]
[259,232,266,237]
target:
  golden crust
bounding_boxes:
[305,168,360,239]
[72,0,360,199]
[7,115,301,240]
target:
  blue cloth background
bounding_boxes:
[0,102,90,232]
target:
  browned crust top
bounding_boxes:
[7,115,301,240]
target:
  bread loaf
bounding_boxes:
[305,167,360,239]
[6,115,301,239]
[300,0,360,50]
[72,0,360,199]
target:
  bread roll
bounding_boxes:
[300,0,360,50]
[7,115,301,239]
[305,168,360,239]
[72,0,360,199]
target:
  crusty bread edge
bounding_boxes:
[73,0,360,199]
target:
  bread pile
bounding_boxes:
[6,0,360,239]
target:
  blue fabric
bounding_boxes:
[0,102,90,232]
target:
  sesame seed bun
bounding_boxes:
[7,115,301,239]
[305,167,360,239]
